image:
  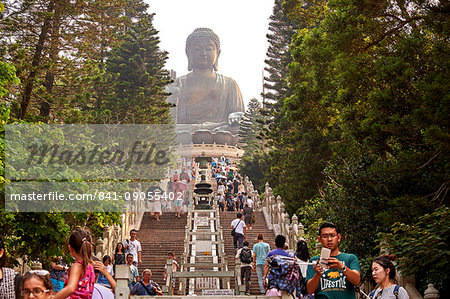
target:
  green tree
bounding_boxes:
[239,98,263,153]
[0,0,127,122]
[379,206,449,295]
[255,0,332,214]
[280,0,449,294]
[238,98,267,191]
[100,0,173,124]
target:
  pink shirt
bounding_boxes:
[64,261,95,298]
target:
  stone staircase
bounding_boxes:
[136,208,275,296]
[220,209,275,295]
[138,211,187,292]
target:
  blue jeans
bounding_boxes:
[233,233,244,250]
[256,264,265,294]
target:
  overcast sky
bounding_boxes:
[146,0,275,108]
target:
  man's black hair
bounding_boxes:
[318,222,340,236]
[127,253,134,258]
[236,213,242,218]
[275,235,286,248]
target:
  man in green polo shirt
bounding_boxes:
[306,222,361,299]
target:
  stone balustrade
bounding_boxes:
[243,178,305,250]
[94,183,148,259]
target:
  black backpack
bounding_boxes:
[240,248,253,264]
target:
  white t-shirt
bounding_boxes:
[371,285,409,299]
[218,185,225,195]
[231,218,245,235]
[246,198,254,207]
[123,239,142,262]
[106,264,114,277]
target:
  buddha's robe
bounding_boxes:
[169,73,245,125]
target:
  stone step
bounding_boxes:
[136,208,275,295]
[219,209,275,293]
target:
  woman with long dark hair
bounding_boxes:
[295,240,310,281]
[53,229,95,299]
[112,243,126,275]
[370,255,409,299]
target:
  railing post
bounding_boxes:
[284,213,290,245]
[95,238,103,260]
[114,265,130,299]
[234,257,243,295]
[424,284,439,299]
[166,258,173,295]
[223,255,230,289]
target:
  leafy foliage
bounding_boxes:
[379,206,450,294]
[242,0,449,295]
[0,0,174,267]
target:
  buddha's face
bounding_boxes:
[188,37,218,70]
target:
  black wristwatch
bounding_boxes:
[341,265,347,272]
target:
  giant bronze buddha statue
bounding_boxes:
[167,28,245,136]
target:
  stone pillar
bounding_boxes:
[424,284,439,299]
[266,187,272,209]
[96,238,104,259]
[165,259,173,295]
[291,214,298,248]
[273,197,279,224]
[114,265,130,299]
[283,213,290,242]
[298,221,305,238]
[269,195,275,219]
[277,196,283,226]
[31,261,42,270]
[252,190,258,209]
[292,214,298,226]
[103,225,111,256]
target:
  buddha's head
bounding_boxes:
[186,28,221,72]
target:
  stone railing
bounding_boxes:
[93,214,133,260]
[94,183,148,259]
[243,178,305,250]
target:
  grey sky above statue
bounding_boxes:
[167,28,245,133]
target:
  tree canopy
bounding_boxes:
[0,0,174,265]
[251,0,449,295]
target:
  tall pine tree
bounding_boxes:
[239,98,263,153]
[261,0,298,139]
[101,0,173,124]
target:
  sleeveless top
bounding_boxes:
[64,261,95,298]
[113,253,125,266]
